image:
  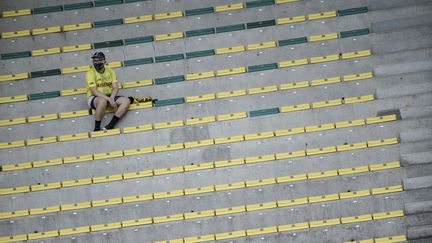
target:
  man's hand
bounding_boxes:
[109,97,117,108]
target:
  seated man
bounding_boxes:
[85,52,131,131]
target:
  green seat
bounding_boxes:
[30,69,61,78]
[154,98,185,107]
[246,0,275,8]
[247,19,276,29]
[185,7,214,16]
[1,51,31,60]
[155,54,184,63]
[337,6,368,16]
[94,0,123,7]
[124,36,154,45]
[249,107,280,117]
[29,91,60,100]
[124,58,154,67]
[154,75,185,85]
[340,28,369,38]
[63,2,94,11]
[216,24,245,33]
[93,19,123,28]
[186,50,215,59]
[185,28,215,37]
[248,63,278,73]
[278,37,308,46]
[93,40,124,49]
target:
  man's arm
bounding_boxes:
[110,82,119,99]
[90,87,111,101]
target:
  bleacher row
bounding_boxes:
[0,69,374,149]
[0,187,404,242]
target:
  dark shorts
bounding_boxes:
[88,95,123,109]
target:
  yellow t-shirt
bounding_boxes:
[85,66,118,97]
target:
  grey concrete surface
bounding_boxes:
[408,225,432,240]
[403,176,432,190]
[401,151,432,166]
[405,201,432,215]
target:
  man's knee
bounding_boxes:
[120,97,131,107]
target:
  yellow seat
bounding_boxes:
[153,189,184,199]
[122,193,153,203]
[154,11,183,20]
[123,124,153,134]
[27,136,57,146]
[0,140,25,149]
[29,205,60,215]
[92,174,123,184]
[343,71,374,82]
[30,182,61,192]
[309,218,340,228]
[215,182,245,191]
[217,112,247,121]
[90,222,122,232]
[309,54,340,64]
[124,15,153,24]
[244,154,276,164]
[32,26,61,35]
[308,193,339,203]
[90,128,121,138]
[246,226,278,236]
[279,81,309,90]
[122,79,153,88]
[123,170,153,180]
[307,169,338,179]
[247,85,278,95]
[153,213,184,223]
[335,119,365,128]
[247,41,276,50]
[338,165,369,175]
[276,15,306,25]
[63,154,93,164]
[342,49,371,59]
[215,3,244,12]
[306,146,337,156]
[154,32,184,41]
[184,210,215,220]
[60,202,92,211]
[121,217,153,227]
[276,0,301,3]
[215,205,246,215]
[63,22,92,32]
[27,113,58,123]
[372,210,404,220]
[0,186,30,195]
[274,127,305,136]
[186,71,215,81]
[305,123,335,132]
[59,226,90,236]
[310,76,341,86]
[32,158,62,168]
[371,185,403,195]
[154,120,184,129]
[216,45,245,55]
[214,158,245,168]
[277,222,309,232]
[62,65,91,74]
[214,135,244,144]
[341,214,372,224]
[280,103,310,113]
[278,58,308,68]
[2,9,31,17]
[105,61,122,69]
[0,72,29,82]
[58,132,89,142]
[184,234,215,242]
[0,95,28,104]
[311,99,342,108]
[339,189,370,199]
[62,44,92,53]
[367,138,398,147]
[93,150,124,160]
[277,197,309,207]
[153,166,184,176]
[153,143,184,152]
[366,114,397,124]
[185,116,216,126]
[0,209,29,219]
[346,95,375,105]
[0,117,26,126]
[59,109,90,119]
[60,87,87,96]
[375,235,407,243]
[92,198,123,207]
[184,139,214,148]
[246,201,277,211]
[244,131,274,140]
[275,150,306,159]
[2,30,31,39]
[186,93,216,103]
[216,89,247,99]
[336,142,368,152]
[27,230,59,240]
[184,162,214,172]
[245,178,276,187]
[2,162,32,171]
[123,147,154,156]
[307,11,337,20]
[309,33,338,42]
[31,47,61,56]
[62,178,92,188]
[216,67,247,76]
[184,186,215,195]
[127,102,153,110]
[276,173,307,183]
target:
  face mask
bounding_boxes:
[93,61,104,71]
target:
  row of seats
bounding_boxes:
[345,234,407,243]
[0,71,375,148]
[1,0,145,18]
[0,5,368,61]
[0,93,389,172]
[156,211,405,243]
[0,26,370,84]
[0,161,402,220]
[0,129,400,195]
[0,205,405,242]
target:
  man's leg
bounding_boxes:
[104,96,130,129]
[93,97,108,131]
